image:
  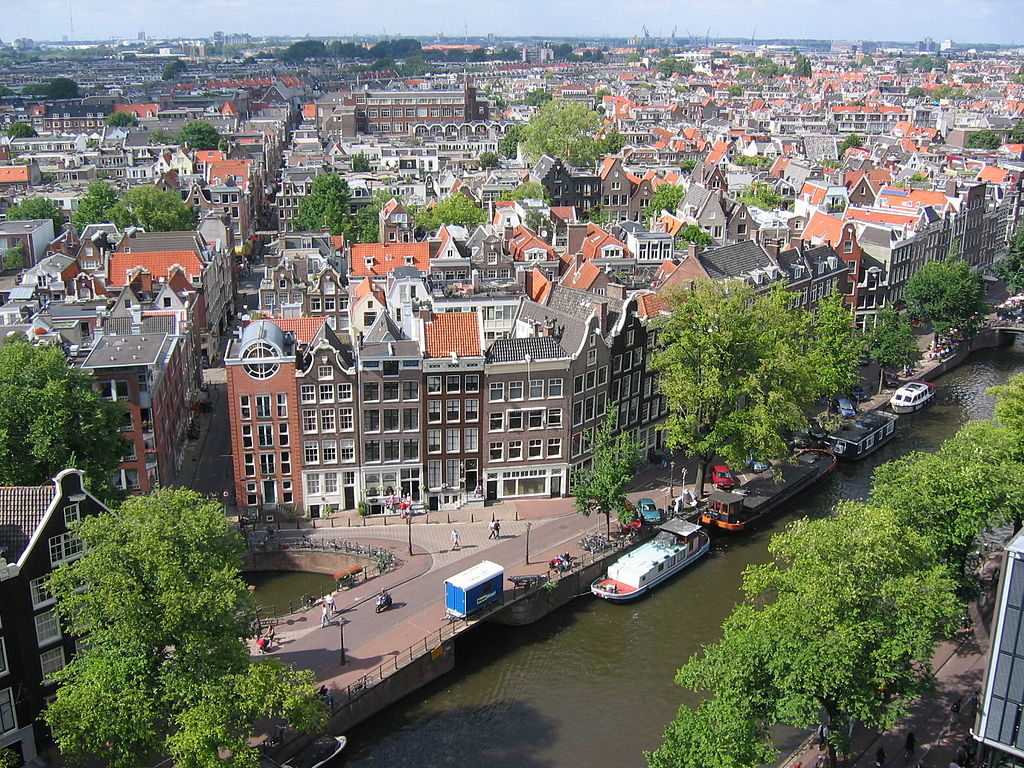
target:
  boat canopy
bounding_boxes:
[660,519,701,537]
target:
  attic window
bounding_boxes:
[405,256,415,266]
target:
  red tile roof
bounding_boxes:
[271,317,327,344]
[349,243,431,276]
[108,249,204,287]
[0,166,30,183]
[424,312,481,358]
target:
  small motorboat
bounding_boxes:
[262,736,347,768]
[889,381,935,414]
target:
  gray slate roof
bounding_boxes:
[700,240,773,280]
[0,484,56,562]
[486,335,568,364]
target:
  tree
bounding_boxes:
[524,89,552,107]
[859,55,875,68]
[1010,120,1024,145]
[647,502,959,768]
[106,111,138,127]
[864,308,921,390]
[0,340,125,496]
[966,129,1002,149]
[161,59,187,80]
[507,181,550,203]
[350,190,392,244]
[278,39,328,62]
[727,84,743,97]
[109,186,197,232]
[994,227,1024,294]
[7,196,66,232]
[792,54,812,77]
[294,173,351,236]
[177,121,222,151]
[72,180,119,231]
[904,257,987,338]
[807,291,863,399]
[596,130,625,156]
[7,121,37,138]
[677,225,713,247]
[45,488,326,768]
[571,410,642,538]
[908,85,927,98]
[48,77,80,98]
[839,133,864,153]
[736,182,784,211]
[521,100,601,167]
[2,247,23,270]
[148,128,175,145]
[477,151,500,170]
[651,282,819,495]
[644,184,686,220]
[499,124,526,159]
[351,153,371,172]
[415,194,486,233]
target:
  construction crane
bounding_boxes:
[670,25,677,42]
[642,25,650,41]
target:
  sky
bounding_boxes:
[5,0,1024,46]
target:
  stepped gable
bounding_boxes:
[485,335,568,364]
[699,240,774,281]
[0,484,57,562]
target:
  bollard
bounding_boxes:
[470,512,474,523]
[447,513,450,523]
[312,518,316,528]
[491,512,495,522]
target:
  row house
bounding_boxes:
[831,105,910,135]
[598,156,654,224]
[0,470,109,765]
[531,155,600,214]
[0,220,55,268]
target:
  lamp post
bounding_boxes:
[668,460,676,500]
[338,613,346,666]
[406,511,413,557]
[525,521,532,565]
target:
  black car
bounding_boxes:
[850,385,870,402]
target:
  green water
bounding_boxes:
[244,570,336,615]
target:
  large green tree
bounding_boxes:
[295,172,352,236]
[644,184,686,220]
[652,282,819,494]
[648,502,960,768]
[807,291,863,399]
[106,111,138,127]
[904,257,987,338]
[177,120,222,151]
[966,129,1002,149]
[162,59,187,80]
[350,190,393,243]
[0,340,125,496]
[571,409,642,537]
[7,121,37,138]
[507,181,550,202]
[864,308,922,389]
[415,194,486,232]
[46,488,326,768]
[498,124,526,159]
[72,180,119,232]
[521,100,602,167]
[994,227,1024,293]
[477,151,500,170]
[839,133,863,153]
[6,196,66,232]
[110,186,196,232]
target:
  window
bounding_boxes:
[427,375,442,394]
[528,410,544,429]
[446,429,460,453]
[489,412,504,431]
[340,440,355,461]
[573,402,583,426]
[240,395,251,420]
[403,380,419,400]
[0,643,7,678]
[548,379,563,398]
[403,439,419,461]
[48,533,82,567]
[508,410,524,430]
[300,384,316,403]
[35,610,61,646]
[586,370,596,390]
[318,365,332,379]
[427,401,442,423]
[257,424,274,448]
[529,379,544,399]
[547,408,563,427]
[339,408,353,431]
[255,395,272,419]
[508,381,524,400]
[339,383,353,401]
[528,439,543,458]
[302,409,317,433]
[324,473,339,493]
[428,460,442,488]
[446,375,461,393]
[63,503,80,526]
[547,438,562,457]
[278,423,290,447]
[321,441,337,463]
[489,382,504,401]
[364,441,381,462]
[306,474,321,496]
[260,453,276,476]
[587,348,597,366]
[30,576,53,608]
[446,400,461,422]
[244,453,255,476]
[597,366,608,386]
[320,409,336,432]
[465,428,479,451]
[363,410,380,432]
[0,687,15,733]
[277,394,288,418]
[363,382,380,402]
[465,399,479,421]
[383,440,400,461]
[304,441,319,464]
[383,381,400,401]
[427,430,442,453]
[383,409,400,431]
[465,374,480,393]
[489,442,504,461]
[318,384,334,403]
[507,440,523,460]
[403,408,419,430]
[40,647,65,681]
[574,375,585,395]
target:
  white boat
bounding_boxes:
[591,520,711,601]
[889,381,935,414]
[262,736,347,768]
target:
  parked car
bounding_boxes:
[710,465,736,490]
[746,455,770,473]
[835,397,857,418]
[788,421,828,449]
[850,384,870,402]
[883,370,900,387]
[635,498,664,524]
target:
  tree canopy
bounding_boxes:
[807,291,863,398]
[46,488,326,768]
[521,100,602,167]
[499,124,526,159]
[351,153,371,172]
[839,133,864,153]
[903,257,987,338]
[6,196,66,232]
[477,151,500,170]
[349,190,393,244]
[7,121,37,138]
[177,121,222,151]
[506,181,550,203]
[792,54,812,77]
[415,194,486,233]
[1010,120,1024,145]
[571,410,642,537]
[0,340,125,497]
[644,184,686,220]
[735,182,785,211]
[23,77,79,99]
[864,308,921,389]
[966,129,1002,149]
[994,227,1024,294]
[72,180,120,232]
[109,186,197,232]
[106,111,138,127]
[295,172,351,236]
[162,59,187,80]
[651,282,820,493]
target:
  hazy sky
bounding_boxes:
[6,0,1024,45]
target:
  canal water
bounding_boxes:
[244,570,336,613]
[343,345,1024,768]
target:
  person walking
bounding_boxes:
[324,592,336,616]
[904,732,916,762]
[320,603,330,628]
[488,520,497,540]
[494,520,501,539]
[450,529,461,550]
[817,723,830,749]
[875,746,886,768]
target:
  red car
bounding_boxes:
[711,465,735,490]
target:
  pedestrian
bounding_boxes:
[875,747,886,768]
[494,520,501,539]
[266,625,276,648]
[817,723,830,749]
[967,690,980,718]
[904,732,916,761]
[450,529,461,550]
[320,603,330,628]
[488,520,497,540]
[951,697,962,719]
[324,592,336,615]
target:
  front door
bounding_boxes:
[262,480,277,505]
[486,479,498,501]
[343,485,356,511]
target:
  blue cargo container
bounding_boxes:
[444,560,505,618]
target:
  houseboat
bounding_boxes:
[591,520,711,601]
[699,449,837,533]
[889,381,935,414]
[826,410,899,460]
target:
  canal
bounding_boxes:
[343,344,1024,768]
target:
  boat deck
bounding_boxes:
[734,450,834,512]
[591,577,640,597]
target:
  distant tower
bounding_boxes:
[138,29,145,40]
[67,1,73,41]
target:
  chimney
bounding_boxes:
[592,300,608,331]
[765,238,781,259]
[540,320,554,337]
[945,179,958,197]
[687,241,701,261]
[606,282,626,300]
[419,306,432,324]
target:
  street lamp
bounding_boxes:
[668,460,676,499]
[406,512,413,557]
[525,521,532,565]
[338,613,346,666]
